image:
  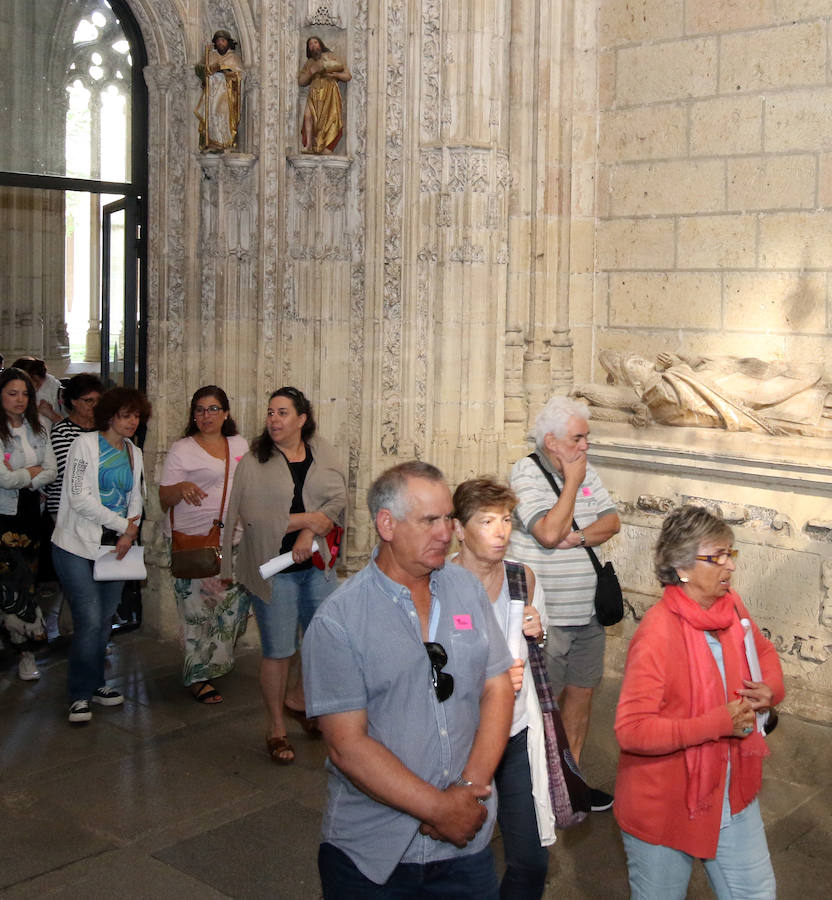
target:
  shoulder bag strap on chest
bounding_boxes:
[503,560,528,605]
[527,452,604,578]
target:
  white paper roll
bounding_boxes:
[507,599,525,658]
[740,617,768,735]
[259,540,319,580]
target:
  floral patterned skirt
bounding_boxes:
[0,489,47,645]
[173,561,252,687]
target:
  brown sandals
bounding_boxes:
[266,734,295,765]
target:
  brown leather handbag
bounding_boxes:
[169,440,229,580]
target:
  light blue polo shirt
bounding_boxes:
[303,549,513,884]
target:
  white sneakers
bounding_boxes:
[17,651,40,681]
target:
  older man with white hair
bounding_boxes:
[508,396,620,812]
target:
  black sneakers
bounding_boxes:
[91,686,124,706]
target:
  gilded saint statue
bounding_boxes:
[195,30,244,151]
[298,36,351,155]
[573,350,832,437]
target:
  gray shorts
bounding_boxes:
[544,616,605,696]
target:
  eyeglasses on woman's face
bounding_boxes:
[694,548,738,566]
[424,641,454,702]
[194,405,223,416]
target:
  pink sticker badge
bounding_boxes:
[582,487,592,496]
[453,614,473,631]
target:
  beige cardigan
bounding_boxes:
[221,435,346,601]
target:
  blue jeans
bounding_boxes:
[318,843,499,899]
[621,799,776,900]
[252,567,336,658]
[52,545,124,701]
[494,728,549,899]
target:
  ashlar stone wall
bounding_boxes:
[587,0,832,375]
[581,2,832,722]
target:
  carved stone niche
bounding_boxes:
[588,420,832,724]
[285,154,353,262]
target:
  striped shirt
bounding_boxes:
[46,419,93,516]
[508,453,616,626]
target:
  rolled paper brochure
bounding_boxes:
[507,599,525,659]
[740,617,768,735]
[259,540,320,580]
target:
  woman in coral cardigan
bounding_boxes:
[614,505,783,900]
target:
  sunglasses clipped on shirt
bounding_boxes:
[424,641,454,702]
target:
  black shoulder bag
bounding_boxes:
[528,453,623,627]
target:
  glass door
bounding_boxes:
[101,195,142,388]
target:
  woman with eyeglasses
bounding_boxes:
[451,478,553,900]
[222,387,346,764]
[615,505,783,899]
[0,367,57,681]
[160,386,251,705]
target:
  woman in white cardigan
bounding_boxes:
[452,478,554,900]
[52,387,150,724]
[0,367,58,680]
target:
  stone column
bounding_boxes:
[506,0,576,449]
[378,0,514,480]
[196,152,259,424]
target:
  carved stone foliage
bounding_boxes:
[381,0,406,457]
[419,148,442,193]
[420,0,441,142]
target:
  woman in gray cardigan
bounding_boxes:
[222,387,345,764]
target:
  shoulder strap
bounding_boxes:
[527,452,603,577]
[504,560,528,605]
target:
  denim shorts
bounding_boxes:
[251,567,336,659]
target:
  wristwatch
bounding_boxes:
[579,530,586,546]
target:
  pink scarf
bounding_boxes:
[662,585,768,818]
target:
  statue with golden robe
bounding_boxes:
[298,36,351,154]
[195,30,244,151]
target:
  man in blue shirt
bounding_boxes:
[303,461,514,898]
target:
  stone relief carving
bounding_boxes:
[306,1,345,29]
[574,350,832,437]
[448,149,468,192]
[421,0,440,142]
[469,150,489,192]
[420,149,442,193]
[485,193,499,230]
[381,0,406,456]
[437,193,451,227]
[345,0,368,561]
[450,238,485,263]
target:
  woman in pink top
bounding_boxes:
[614,505,783,899]
[160,386,250,704]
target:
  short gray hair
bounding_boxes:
[533,395,591,448]
[654,505,734,586]
[367,461,446,522]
